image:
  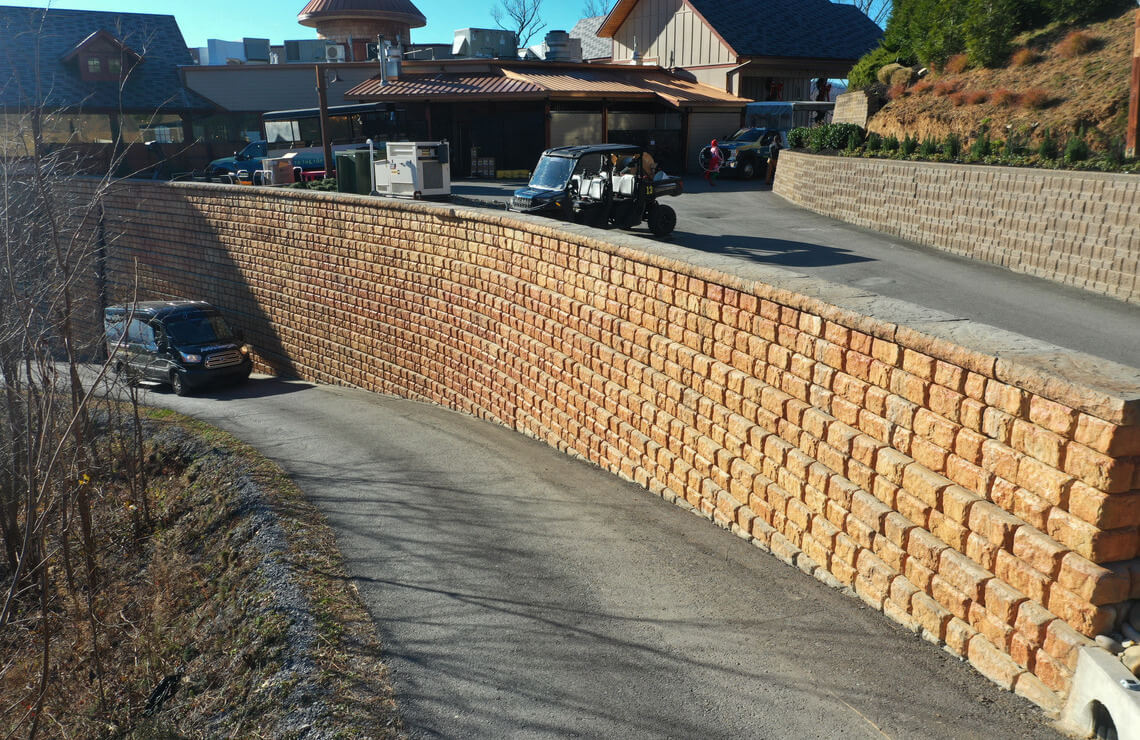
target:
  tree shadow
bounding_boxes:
[670,229,875,268]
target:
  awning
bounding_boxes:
[263,102,388,121]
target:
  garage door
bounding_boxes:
[687,111,742,173]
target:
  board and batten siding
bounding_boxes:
[612,0,734,67]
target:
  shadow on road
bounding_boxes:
[145,376,316,401]
[672,230,875,268]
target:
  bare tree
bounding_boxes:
[492,0,546,48]
[581,0,611,17]
[839,0,892,27]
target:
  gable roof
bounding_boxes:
[569,16,612,61]
[0,5,214,113]
[599,0,882,62]
[59,29,143,63]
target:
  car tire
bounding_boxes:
[739,159,756,180]
[648,204,676,237]
[171,371,190,397]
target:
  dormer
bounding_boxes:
[60,30,142,82]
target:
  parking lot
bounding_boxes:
[450,176,1140,371]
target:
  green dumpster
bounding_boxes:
[335,150,374,195]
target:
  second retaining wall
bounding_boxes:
[774,150,1140,305]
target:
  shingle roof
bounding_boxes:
[600,0,882,62]
[569,16,612,61]
[0,5,214,113]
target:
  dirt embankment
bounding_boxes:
[1,412,399,739]
[868,9,1136,145]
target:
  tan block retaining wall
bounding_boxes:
[774,150,1140,305]
[80,180,1140,713]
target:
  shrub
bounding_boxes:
[1009,47,1040,67]
[949,92,966,106]
[963,0,1018,68]
[883,135,900,152]
[963,89,990,105]
[1037,128,1059,158]
[846,130,862,151]
[787,127,810,148]
[944,54,970,74]
[990,88,1019,106]
[1064,134,1090,163]
[888,82,908,100]
[1057,30,1095,59]
[820,123,866,150]
[944,132,962,158]
[866,132,883,152]
[850,46,908,90]
[878,62,906,85]
[1019,87,1051,109]
[969,131,992,158]
[890,67,917,87]
[918,137,940,156]
[911,79,935,95]
[901,135,918,156]
[933,79,962,96]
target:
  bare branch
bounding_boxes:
[491,0,547,48]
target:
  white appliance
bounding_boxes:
[372,141,451,199]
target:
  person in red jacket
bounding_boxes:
[703,139,722,186]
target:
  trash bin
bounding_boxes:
[336,150,375,195]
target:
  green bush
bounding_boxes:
[884,135,900,152]
[787,127,810,148]
[1037,128,1058,158]
[866,132,883,152]
[1064,134,1090,163]
[918,137,940,156]
[901,135,918,156]
[850,46,909,89]
[969,132,993,159]
[944,133,962,158]
[963,0,1018,68]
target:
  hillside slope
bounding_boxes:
[867,9,1135,146]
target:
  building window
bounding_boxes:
[87,57,101,75]
[109,58,121,76]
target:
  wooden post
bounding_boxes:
[602,102,608,143]
[544,101,551,148]
[316,64,334,174]
[1128,8,1140,158]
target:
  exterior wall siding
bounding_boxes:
[76,179,1140,715]
[613,0,734,67]
[775,151,1140,306]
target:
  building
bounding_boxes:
[569,16,613,63]
[596,0,882,100]
[0,5,214,153]
[344,58,749,174]
[298,0,427,61]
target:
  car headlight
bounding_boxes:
[240,344,252,355]
[179,351,202,363]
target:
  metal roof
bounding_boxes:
[263,102,386,120]
[346,62,746,108]
[298,0,426,28]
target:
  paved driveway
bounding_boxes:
[452,178,1140,371]
[135,377,1062,739]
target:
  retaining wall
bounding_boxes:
[774,150,1140,305]
[80,180,1140,713]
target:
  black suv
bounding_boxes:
[508,144,682,236]
[104,301,253,396]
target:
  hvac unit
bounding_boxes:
[325,44,346,62]
[373,142,451,199]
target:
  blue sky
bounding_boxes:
[0,0,592,48]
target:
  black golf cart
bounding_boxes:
[508,144,682,236]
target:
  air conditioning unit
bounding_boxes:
[325,44,345,62]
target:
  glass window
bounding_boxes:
[109,58,122,75]
[86,57,101,75]
[126,319,154,345]
[120,113,185,144]
[163,313,234,346]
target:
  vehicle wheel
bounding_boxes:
[739,159,756,180]
[171,371,190,397]
[648,204,676,237]
[697,147,712,171]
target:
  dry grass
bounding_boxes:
[912,79,935,95]
[888,82,909,99]
[948,92,967,107]
[990,88,1020,106]
[1010,47,1041,67]
[933,78,962,96]
[944,53,970,74]
[963,89,990,105]
[1019,87,1053,109]
[1056,30,1096,58]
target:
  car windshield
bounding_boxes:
[528,155,577,190]
[164,313,234,346]
[728,128,764,142]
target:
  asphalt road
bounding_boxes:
[454,178,1140,371]
[135,376,1063,739]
